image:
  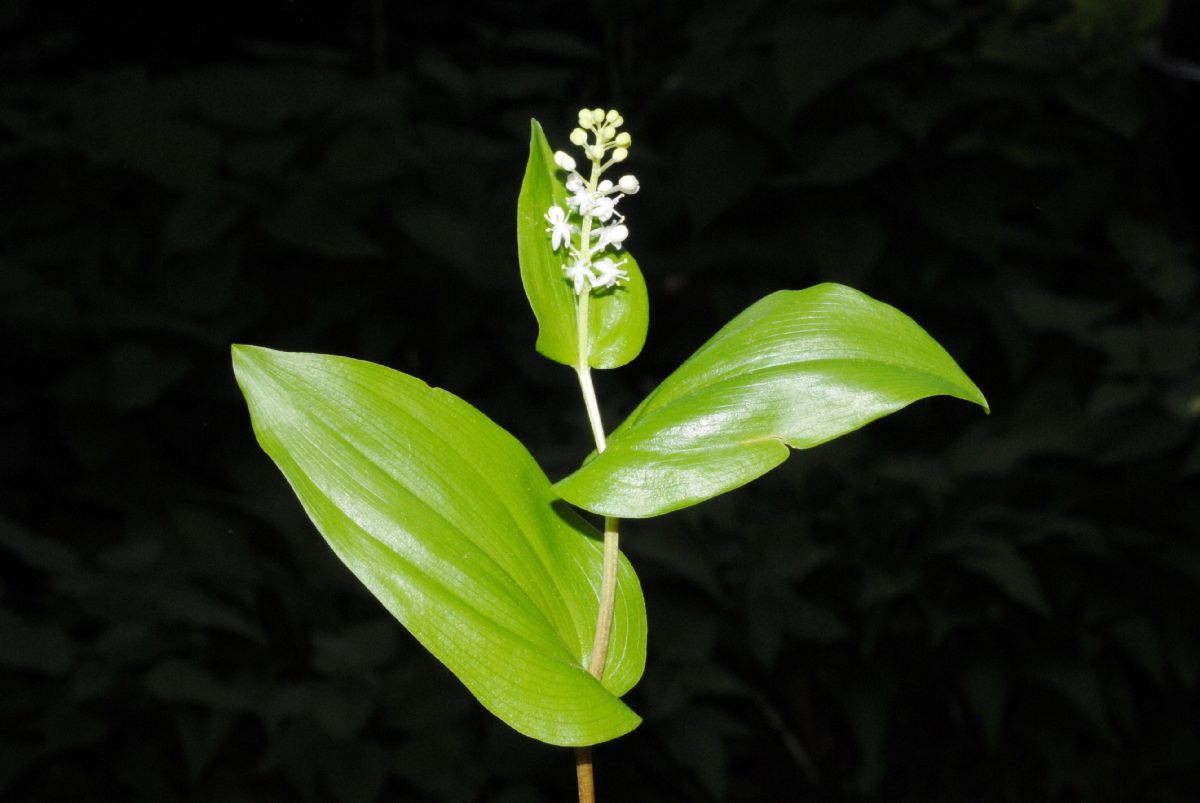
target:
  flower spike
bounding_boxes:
[546,107,639,295]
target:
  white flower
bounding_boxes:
[563,259,594,295]
[592,257,629,288]
[566,181,594,215]
[544,205,573,252]
[554,150,576,172]
[593,223,628,251]
[589,194,619,221]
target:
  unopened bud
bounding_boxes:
[553,151,576,171]
[570,128,587,146]
[615,132,632,148]
[598,179,614,192]
[611,147,628,163]
[618,175,639,194]
[591,108,605,124]
[605,109,620,124]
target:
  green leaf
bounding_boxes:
[516,119,648,369]
[556,283,988,517]
[232,345,645,746]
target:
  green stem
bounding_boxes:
[575,299,607,452]
[588,515,620,677]
[574,292,620,682]
[573,348,622,803]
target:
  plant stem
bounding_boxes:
[575,746,596,803]
[588,516,621,676]
[574,296,620,677]
[572,261,622,803]
[576,365,607,452]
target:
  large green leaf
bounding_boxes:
[555,283,989,518]
[232,345,645,746]
[516,119,649,369]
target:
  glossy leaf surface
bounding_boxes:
[556,284,989,517]
[232,345,645,745]
[516,119,648,369]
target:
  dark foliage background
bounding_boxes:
[2,0,1198,800]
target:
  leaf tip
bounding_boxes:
[230,343,270,375]
[230,342,252,375]
[959,377,990,415]
[230,345,286,396]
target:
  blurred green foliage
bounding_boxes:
[1,0,1197,800]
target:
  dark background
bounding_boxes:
[2,0,1198,800]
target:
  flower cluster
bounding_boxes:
[543,107,640,296]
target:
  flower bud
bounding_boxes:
[591,108,605,124]
[611,147,628,163]
[602,126,616,141]
[615,132,632,148]
[608,224,628,244]
[554,150,576,171]
[598,179,614,192]
[570,128,587,146]
[605,109,620,124]
[618,174,640,194]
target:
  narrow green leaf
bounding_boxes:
[556,284,988,518]
[232,345,645,746]
[516,119,649,369]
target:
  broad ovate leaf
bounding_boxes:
[516,119,648,369]
[555,283,988,518]
[232,345,645,746]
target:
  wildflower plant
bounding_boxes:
[233,108,988,801]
